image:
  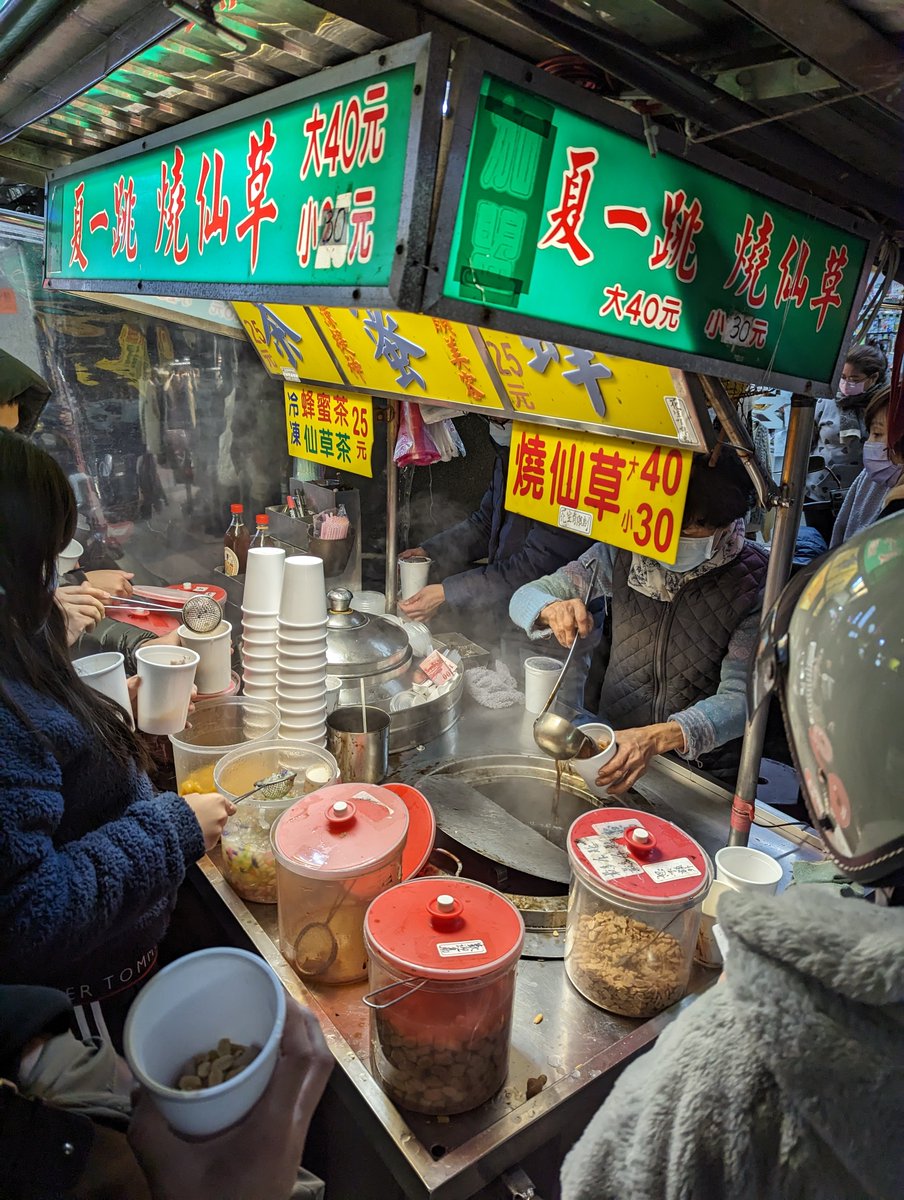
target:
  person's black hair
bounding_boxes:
[682,444,755,531]
[0,430,147,769]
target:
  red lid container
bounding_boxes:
[567,807,711,907]
[272,783,409,880]
[364,877,524,981]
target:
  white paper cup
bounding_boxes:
[135,645,199,736]
[277,695,328,718]
[279,555,327,625]
[523,656,562,715]
[242,646,279,665]
[569,722,618,797]
[123,947,285,1138]
[399,555,432,600]
[277,617,328,633]
[241,629,279,649]
[277,645,327,665]
[73,651,133,727]
[325,676,342,715]
[241,613,280,630]
[56,538,83,577]
[715,846,783,894]
[178,621,232,696]
[280,720,328,739]
[242,547,286,614]
[242,686,278,702]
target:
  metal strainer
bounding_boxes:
[103,594,223,633]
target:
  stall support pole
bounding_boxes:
[385,400,400,612]
[728,393,816,847]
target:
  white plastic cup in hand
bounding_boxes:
[135,645,199,736]
[569,722,618,798]
[279,555,327,625]
[399,555,432,600]
[178,621,232,696]
[523,655,562,715]
[123,947,286,1138]
[715,846,783,894]
[242,547,286,614]
[73,651,133,728]
[56,538,83,576]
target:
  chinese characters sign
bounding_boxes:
[432,66,874,393]
[45,37,442,304]
[284,384,373,477]
[505,422,691,563]
[233,302,343,383]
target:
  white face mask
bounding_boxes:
[838,378,867,398]
[662,533,717,574]
[488,421,511,447]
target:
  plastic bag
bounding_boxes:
[429,418,466,462]
[393,401,440,467]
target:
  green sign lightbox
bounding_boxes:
[427,51,877,395]
[44,36,444,308]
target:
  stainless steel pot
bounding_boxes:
[326,588,411,684]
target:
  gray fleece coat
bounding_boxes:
[561,887,904,1200]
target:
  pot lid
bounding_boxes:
[568,807,712,905]
[364,878,524,980]
[326,588,411,679]
[272,782,409,879]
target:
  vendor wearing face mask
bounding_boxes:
[510,445,766,792]
[398,417,593,636]
[806,343,887,503]
[830,387,902,545]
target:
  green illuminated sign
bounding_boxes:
[430,66,875,393]
[44,37,442,306]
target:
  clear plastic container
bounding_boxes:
[213,739,340,905]
[272,783,408,984]
[565,808,712,1018]
[169,697,279,795]
[364,878,524,1115]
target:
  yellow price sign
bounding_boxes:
[284,383,373,478]
[480,333,695,446]
[315,306,503,410]
[235,302,343,385]
[505,421,691,563]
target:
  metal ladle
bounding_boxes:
[532,563,599,762]
[233,768,297,804]
[104,594,224,634]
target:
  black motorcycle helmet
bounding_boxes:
[750,512,904,885]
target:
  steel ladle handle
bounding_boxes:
[536,561,599,718]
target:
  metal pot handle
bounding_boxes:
[362,976,428,1010]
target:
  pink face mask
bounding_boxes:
[839,378,867,398]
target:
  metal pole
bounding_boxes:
[728,392,816,846]
[384,400,400,612]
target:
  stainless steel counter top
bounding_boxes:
[198,699,823,1199]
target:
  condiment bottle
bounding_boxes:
[364,878,523,1115]
[565,807,712,1018]
[224,503,250,576]
[249,513,270,550]
[271,783,409,985]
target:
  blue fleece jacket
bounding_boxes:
[422,442,593,621]
[0,677,204,1005]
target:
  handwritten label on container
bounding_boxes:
[577,834,643,882]
[641,857,702,885]
[437,939,487,958]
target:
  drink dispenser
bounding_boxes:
[364,878,524,1116]
[565,808,712,1018]
[272,783,408,985]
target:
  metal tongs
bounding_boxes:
[532,563,599,761]
[104,594,224,633]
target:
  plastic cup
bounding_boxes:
[279,555,327,625]
[569,722,618,798]
[135,645,199,736]
[242,547,286,614]
[169,698,279,794]
[715,846,783,894]
[523,655,562,715]
[56,538,84,577]
[123,948,286,1138]
[73,651,133,728]
[178,621,232,696]
[399,555,432,600]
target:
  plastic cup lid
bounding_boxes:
[364,877,524,980]
[567,806,712,905]
[272,782,408,879]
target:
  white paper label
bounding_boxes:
[664,395,696,445]
[282,368,300,383]
[592,818,642,838]
[642,857,702,885]
[577,834,643,882]
[720,311,769,350]
[557,505,593,535]
[437,939,487,958]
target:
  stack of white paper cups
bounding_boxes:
[276,556,328,745]
[241,547,285,716]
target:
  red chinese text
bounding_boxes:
[809,244,849,332]
[537,147,598,266]
[301,82,389,180]
[648,190,704,284]
[774,236,811,310]
[112,175,138,262]
[724,212,774,309]
[69,183,88,270]
[236,119,279,275]
[513,431,547,501]
[196,150,230,255]
[155,146,189,265]
[583,448,626,520]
